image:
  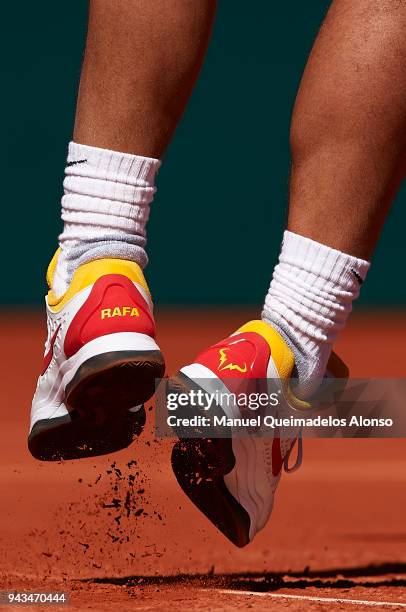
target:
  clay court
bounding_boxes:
[1,309,406,610]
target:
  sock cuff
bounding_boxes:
[281,231,370,286]
[67,141,161,184]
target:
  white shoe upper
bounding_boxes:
[30,255,158,433]
[179,320,309,541]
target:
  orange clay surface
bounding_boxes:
[1,309,406,611]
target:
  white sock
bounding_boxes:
[261,230,370,397]
[53,142,161,297]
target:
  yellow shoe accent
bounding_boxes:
[236,320,294,378]
[235,320,311,411]
[46,250,150,313]
[46,248,61,289]
[236,320,349,410]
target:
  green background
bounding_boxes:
[2,2,404,306]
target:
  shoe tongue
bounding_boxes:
[234,320,295,379]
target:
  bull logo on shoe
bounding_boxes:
[218,347,247,373]
[101,306,140,319]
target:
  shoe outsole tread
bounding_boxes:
[169,373,251,547]
[28,350,165,461]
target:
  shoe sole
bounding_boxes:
[169,372,251,548]
[28,349,165,461]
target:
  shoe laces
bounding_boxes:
[283,430,303,473]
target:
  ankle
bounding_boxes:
[262,231,370,397]
[53,142,160,298]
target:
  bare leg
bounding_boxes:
[166,1,406,547]
[31,1,217,461]
[52,0,217,295]
[263,0,406,395]
[74,0,217,157]
[288,0,406,259]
